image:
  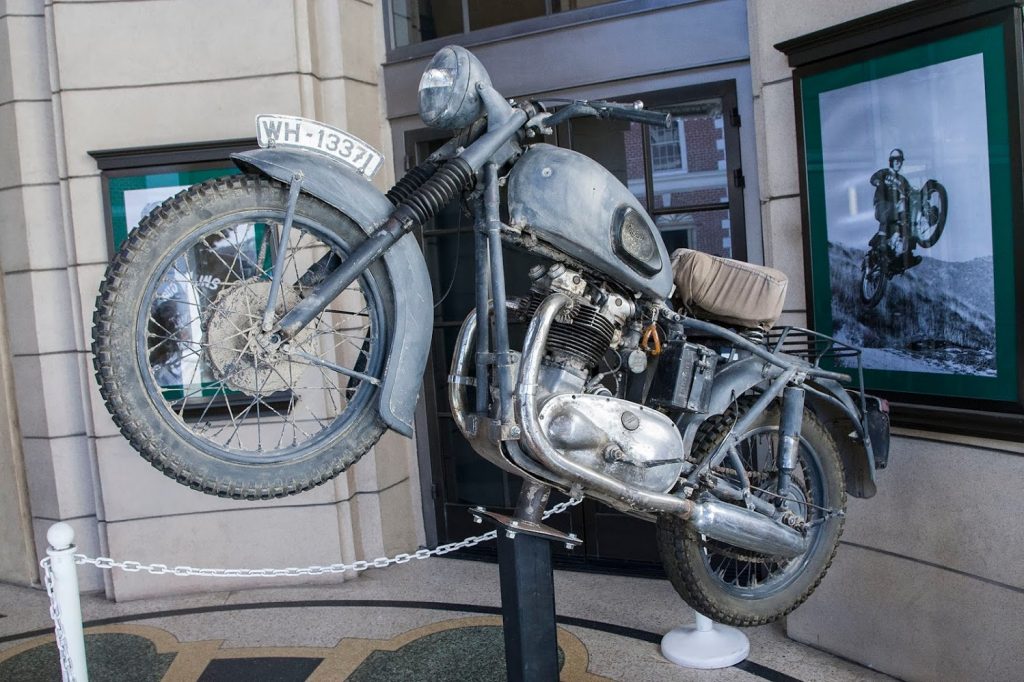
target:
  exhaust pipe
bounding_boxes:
[690,498,807,558]
[515,293,808,559]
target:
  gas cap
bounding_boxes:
[621,411,641,431]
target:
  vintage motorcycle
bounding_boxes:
[93,46,890,625]
[860,177,948,307]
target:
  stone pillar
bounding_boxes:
[747,2,1024,678]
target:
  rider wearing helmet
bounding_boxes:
[870,149,920,268]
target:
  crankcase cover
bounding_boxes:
[538,393,684,494]
[508,144,673,300]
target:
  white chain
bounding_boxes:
[71,498,581,579]
[40,557,77,682]
[41,498,579,682]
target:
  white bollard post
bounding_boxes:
[660,610,750,669]
[46,522,88,682]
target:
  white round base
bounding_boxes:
[660,615,750,669]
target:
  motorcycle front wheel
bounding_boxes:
[914,179,947,248]
[93,175,394,499]
[656,402,846,626]
[859,251,887,308]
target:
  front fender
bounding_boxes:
[232,147,431,437]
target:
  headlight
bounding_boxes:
[612,206,663,276]
[418,45,491,129]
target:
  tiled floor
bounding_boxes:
[0,556,894,680]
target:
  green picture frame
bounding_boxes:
[107,167,240,251]
[801,24,1017,402]
[785,5,1024,435]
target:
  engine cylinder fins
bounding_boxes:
[521,292,616,369]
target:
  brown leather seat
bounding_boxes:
[670,249,788,330]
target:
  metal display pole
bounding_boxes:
[473,482,580,682]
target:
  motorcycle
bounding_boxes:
[860,177,948,307]
[92,45,890,625]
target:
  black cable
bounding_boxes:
[433,206,464,309]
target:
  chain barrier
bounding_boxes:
[40,557,77,681]
[40,497,580,682]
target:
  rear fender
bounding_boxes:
[804,377,878,499]
[232,147,431,437]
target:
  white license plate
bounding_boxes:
[255,114,384,179]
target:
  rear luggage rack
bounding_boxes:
[766,326,867,410]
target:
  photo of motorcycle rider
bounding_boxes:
[870,148,921,270]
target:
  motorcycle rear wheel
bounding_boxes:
[914,179,947,248]
[859,252,887,308]
[656,402,846,626]
[92,174,394,499]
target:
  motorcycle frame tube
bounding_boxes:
[484,162,516,425]
[449,306,557,485]
[472,199,491,415]
[686,366,799,486]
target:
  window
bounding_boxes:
[388,0,621,49]
[568,84,744,260]
[649,120,685,172]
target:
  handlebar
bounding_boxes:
[594,100,673,128]
[541,99,673,129]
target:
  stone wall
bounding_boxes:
[747,1,1024,678]
[0,0,425,599]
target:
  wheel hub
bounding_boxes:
[204,280,315,395]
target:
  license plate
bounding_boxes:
[255,114,384,179]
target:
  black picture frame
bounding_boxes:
[778,0,1024,439]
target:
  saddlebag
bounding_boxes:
[670,249,788,330]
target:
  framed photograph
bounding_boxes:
[89,140,296,417]
[788,5,1024,430]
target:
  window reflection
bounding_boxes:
[568,94,738,260]
[391,0,621,48]
[650,99,728,211]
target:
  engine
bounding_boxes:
[517,263,686,495]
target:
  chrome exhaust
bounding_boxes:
[514,293,808,559]
[689,498,807,558]
[448,308,564,485]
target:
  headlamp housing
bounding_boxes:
[418,45,492,129]
[612,206,663,276]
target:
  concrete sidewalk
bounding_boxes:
[0,556,893,680]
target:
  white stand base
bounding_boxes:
[661,612,750,669]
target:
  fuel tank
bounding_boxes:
[507,144,674,300]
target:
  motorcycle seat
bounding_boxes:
[670,249,788,331]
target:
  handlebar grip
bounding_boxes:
[601,102,673,128]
